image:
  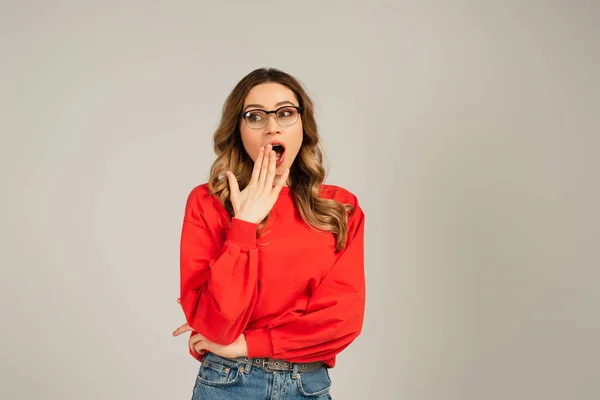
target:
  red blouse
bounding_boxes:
[179,183,365,368]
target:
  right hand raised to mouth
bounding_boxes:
[226,144,290,225]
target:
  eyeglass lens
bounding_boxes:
[244,107,299,129]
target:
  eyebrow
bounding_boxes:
[243,100,297,111]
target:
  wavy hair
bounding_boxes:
[207,68,353,251]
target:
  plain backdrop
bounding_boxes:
[1,1,598,399]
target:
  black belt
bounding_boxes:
[232,356,325,372]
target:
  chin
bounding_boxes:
[276,162,287,171]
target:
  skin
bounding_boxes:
[172,146,287,357]
[240,82,303,187]
[173,298,248,358]
[228,143,290,224]
[173,82,305,358]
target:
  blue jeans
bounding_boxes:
[191,352,333,399]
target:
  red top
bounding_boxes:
[179,183,365,368]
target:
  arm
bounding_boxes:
[244,202,366,362]
[179,188,260,346]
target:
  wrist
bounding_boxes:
[227,218,258,248]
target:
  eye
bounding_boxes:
[277,107,295,117]
[246,111,265,122]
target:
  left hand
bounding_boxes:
[172,322,248,359]
[173,299,248,359]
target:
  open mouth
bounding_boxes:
[271,143,286,165]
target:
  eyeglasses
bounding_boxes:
[239,105,304,130]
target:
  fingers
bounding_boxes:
[271,167,290,197]
[188,332,203,352]
[193,342,207,354]
[250,146,265,186]
[226,171,240,197]
[190,338,200,354]
[174,323,210,356]
[189,333,210,354]
[176,298,180,305]
[172,322,192,336]
[264,146,277,190]
[257,145,272,190]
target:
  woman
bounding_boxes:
[172,68,365,400]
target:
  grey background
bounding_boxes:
[1,1,598,399]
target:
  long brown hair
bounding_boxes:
[208,68,353,251]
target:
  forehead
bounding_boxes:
[244,83,298,108]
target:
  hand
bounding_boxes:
[192,331,248,359]
[227,144,290,224]
[172,322,248,359]
[173,298,248,359]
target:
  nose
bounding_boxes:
[264,112,281,134]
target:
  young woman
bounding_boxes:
[172,68,365,400]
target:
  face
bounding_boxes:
[239,83,303,182]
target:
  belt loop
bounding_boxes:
[243,357,252,374]
[292,362,299,378]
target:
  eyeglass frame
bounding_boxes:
[239,105,304,129]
